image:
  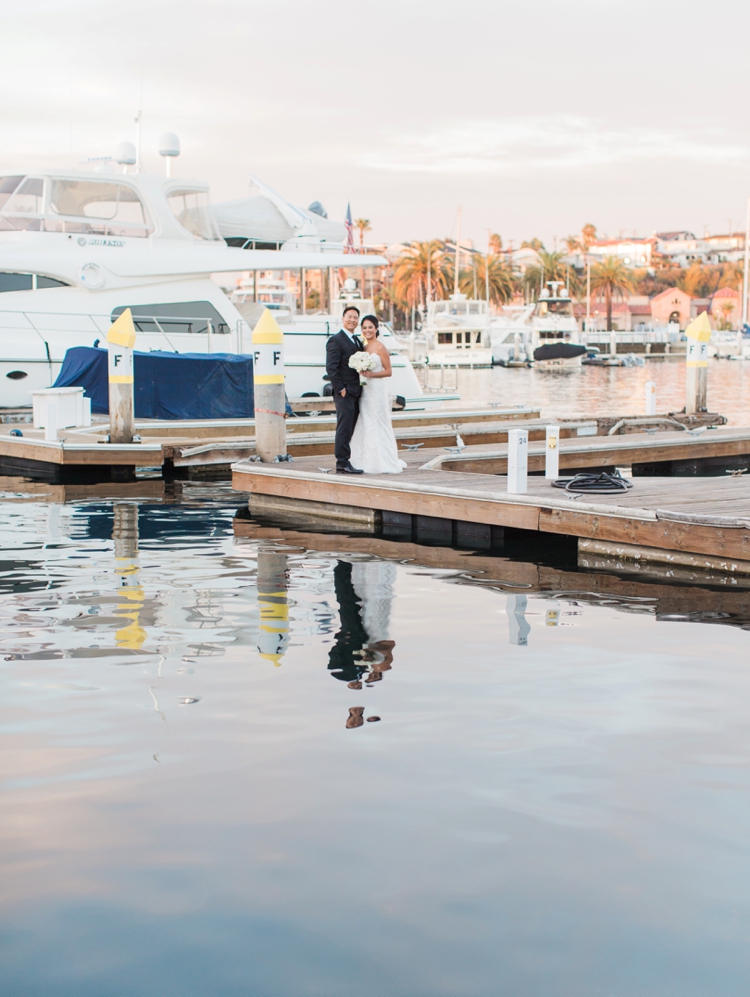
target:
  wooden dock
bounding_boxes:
[0,406,539,481]
[0,406,732,484]
[232,442,750,570]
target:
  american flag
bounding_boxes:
[344,202,354,253]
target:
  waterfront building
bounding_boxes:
[588,237,653,267]
[650,287,693,328]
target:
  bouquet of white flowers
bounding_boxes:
[348,350,376,385]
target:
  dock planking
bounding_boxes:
[232,449,750,567]
[431,426,750,476]
[0,409,740,484]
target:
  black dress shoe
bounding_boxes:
[336,462,364,474]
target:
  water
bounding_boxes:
[2,484,750,996]
[442,359,750,424]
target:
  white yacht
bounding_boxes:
[490,304,535,365]
[421,293,493,366]
[0,165,420,407]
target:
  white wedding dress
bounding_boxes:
[350,354,407,474]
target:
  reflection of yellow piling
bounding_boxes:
[112,503,146,650]
[256,550,289,666]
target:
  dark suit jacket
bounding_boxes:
[326,330,363,398]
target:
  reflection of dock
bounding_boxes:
[232,517,750,629]
[232,437,750,571]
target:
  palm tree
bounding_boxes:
[459,254,515,305]
[392,241,452,309]
[523,250,578,297]
[581,223,597,250]
[590,257,633,331]
[489,232,502,254]
[718,261,743,291]
[679,263,719,299]
[354,218,371,250]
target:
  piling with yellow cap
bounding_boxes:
[684,311,712,414]
[252,308,287,461]
[106,308,137,443]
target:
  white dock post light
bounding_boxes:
[252,309,287,462]
[106,309,136,444]
[545,424,559,479]
[507,428,528,494]
[158,132,180,177]
[645,380,656,416]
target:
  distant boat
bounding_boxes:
[530,282,586,366]
[421,293,493,367]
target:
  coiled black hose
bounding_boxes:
[551,471,633,494]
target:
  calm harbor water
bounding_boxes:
[2,483,750,996]
[445,358,750,424]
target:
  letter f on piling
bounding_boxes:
[252,309,287,462]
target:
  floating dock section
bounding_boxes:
[232,437,750,571]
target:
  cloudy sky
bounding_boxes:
[3,0,749,248]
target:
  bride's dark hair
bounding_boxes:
[361,314,379,337]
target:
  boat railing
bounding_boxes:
[0,308,251,356]
[412,359,459,393]
[582,325,685,344]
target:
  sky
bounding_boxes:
[2,0,750,249]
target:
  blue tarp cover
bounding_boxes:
[53,347,255,419]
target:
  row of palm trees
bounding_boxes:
[390,241,634,330]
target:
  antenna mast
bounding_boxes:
[454,207,461,297]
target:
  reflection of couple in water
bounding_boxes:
[327,560,396,728]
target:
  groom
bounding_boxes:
[326,304,365,474]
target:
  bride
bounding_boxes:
[350,315,407,474]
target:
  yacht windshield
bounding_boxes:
[167,189,221,241]
[535,300,573,317]
[0,177,45,231]
[0,176,24,210]
[47,180,152,238]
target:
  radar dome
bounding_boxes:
[158,132,180,158]
[115,141,136,166]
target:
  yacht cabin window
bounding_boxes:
[166,189,221,241]
[0,272,68,292]
[47,180,152,238]
[535,300,573,318]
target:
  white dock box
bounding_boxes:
[32,387,91,431]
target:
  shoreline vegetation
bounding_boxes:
[331,224,745,333]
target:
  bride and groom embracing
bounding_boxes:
[325,305,406,475]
